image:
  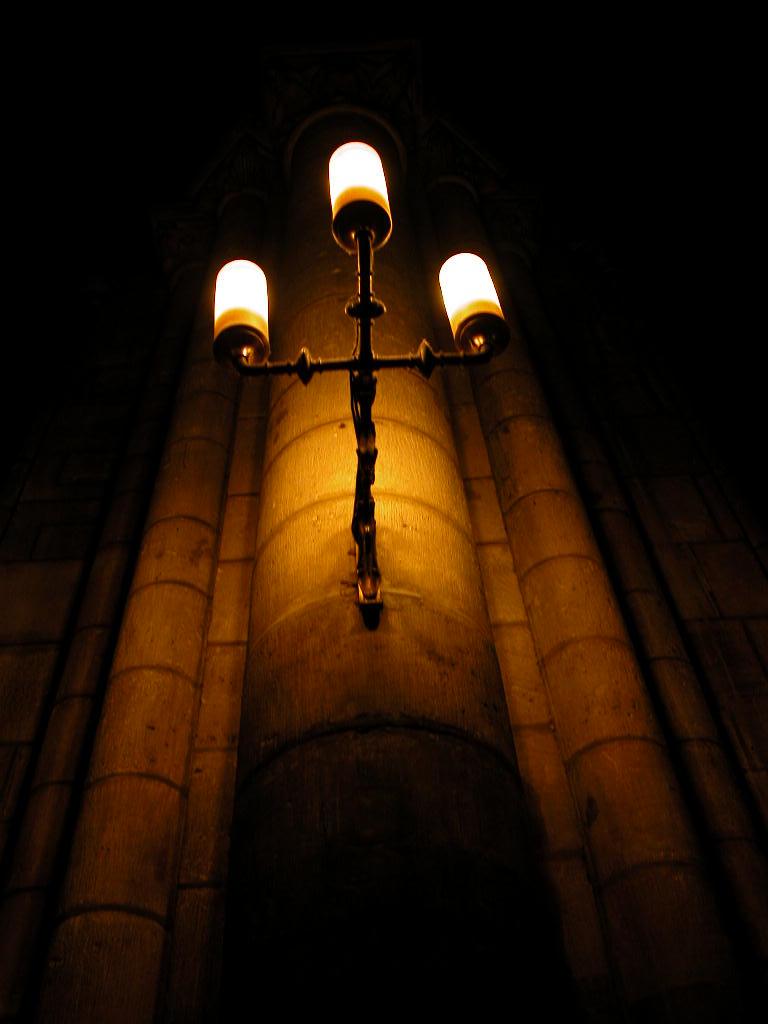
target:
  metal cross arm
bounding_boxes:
[212,142,510,617]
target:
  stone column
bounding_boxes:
[225,112,565,1009]
[34,193,264,1023]
[427,178,739,1019]
[0,258,202,1020]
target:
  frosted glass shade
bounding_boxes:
[213,260,270,367]
[439,253,509,354]
[329,142,392,251]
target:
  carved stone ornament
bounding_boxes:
[261,44,421,140]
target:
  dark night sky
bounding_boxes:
[8,27,762,509]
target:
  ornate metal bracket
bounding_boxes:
[222,230,493,616]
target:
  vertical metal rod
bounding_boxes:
[350,229,382,609]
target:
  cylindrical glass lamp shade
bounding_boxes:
[329,141,392,252]
[439,253,509,355]
[213,260,270,367]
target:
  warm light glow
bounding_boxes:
[214,260,269,342]
[328,142,391,224]
[439,253,504,339]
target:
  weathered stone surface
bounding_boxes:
[165,888,226,1023]
[0,561,83,643]
[0,645,58,742]
[693,541,768,618]
[195,644,245,750]
[62,776,182,918]
[132,517,216,594]
[208,562,252,644]
[88,668,196,786]
[492,623,550,728]
[545,637,661,760]
[570,738,699,885]
[476,542,526,625]
[600,864,736,1013]
[111,583,208,682]
[37,911,165,1024]
[179,750,237,884]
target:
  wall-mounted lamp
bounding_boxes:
[213,141,509,615]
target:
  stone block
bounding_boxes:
[441,364,474,407]
[605,867,736,1013]
[196,644,246,749]
[473,366,548,433]
[725,693,768,770]
[622,415,707,476]
[60,451,115,486]
[146,438,229,530]
[645,476,720,542]
[687,620,766,696]
[693,541,768,617]
[100,490,145,547]
[59,625,110,697]
[0,561,83,643]
[477,542,526,624]
[597,509,658,593]
[33,522,95,560]
[237,376,270,419]
[654,541,720,620]
[513,726,582,855]
[171,389,235,450]
[37,911,165,1024]
[165,887,226,1023]
[492,623,550,728]
[625,589,688,661]
[133,517,216,595]
[487,416,574,513]
[227,417,266,497]
[521,555,627,661]
[111,582,208,682]
[32,695,90,786]
[0,644,58,742]
[508,489,601,580]
[179,749,237,885]
[746,618,768,674]
[250,494,485,645]
[696,475,743,540]
[451,401,492,479]
[0,746,30,822]
[464,477,507,544]
[547,855,611,987]
[6,782,71,890]
[649,657,717,742]
[219,494,260,561]
[243,595,515,772]
[62,776,182,919]
[570,739,699,885]
[578,460,627,512]
[89,668,196,787]
[679,739,755,839]
[76,543,130,629]
[0,500,100,563]
[177,357,237,405]
[208,561,253,644]
[545,636,661,760]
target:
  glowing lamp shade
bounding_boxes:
[439,253,509,355]
[329,141,392,252]
[213,260,270,367]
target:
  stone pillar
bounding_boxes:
[34,194,264,1023]
[0,260,202,1020]
[225,112,565,1009]
[427,178,739,1018]
[482,192,768,1003]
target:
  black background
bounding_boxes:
[7,24,761,512]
